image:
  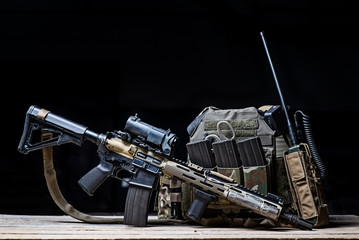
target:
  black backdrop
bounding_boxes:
[1,1,358,215]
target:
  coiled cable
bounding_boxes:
[294,110,327,181]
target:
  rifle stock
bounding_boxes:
[18,105,101,154]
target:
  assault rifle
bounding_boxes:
[18,105,312,230]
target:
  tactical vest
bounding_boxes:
[158,106,329,227]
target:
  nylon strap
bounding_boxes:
[41,132,123,223]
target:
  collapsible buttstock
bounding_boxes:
[18,110,32,154]
[18,105,100,155]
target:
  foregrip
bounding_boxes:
[78,161,114,196]
[187,189,215,221]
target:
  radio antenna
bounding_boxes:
[260,31,297,145]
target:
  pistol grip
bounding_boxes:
[78,161,114,196]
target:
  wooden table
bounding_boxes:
[0,214,358,240]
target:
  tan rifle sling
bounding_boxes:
[41,132,123,223]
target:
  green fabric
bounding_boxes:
[205,130,256,140]
[217,167,243,185]
[204,119,258,131]
[243,165,269,194]
[272,157,292,205]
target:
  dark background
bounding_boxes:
[1,1,358,216]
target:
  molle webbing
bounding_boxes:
[41,132,123,223]
[204,119,257,140]
[203,119,273,146]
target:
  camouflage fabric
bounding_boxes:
[273,136,292,205]
[157,177,171,219]
[273,157,292,205]
[181,182,191,215]
[243,165,269,194]
[217,167,243,185]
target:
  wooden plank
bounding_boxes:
[0,214,358,240]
